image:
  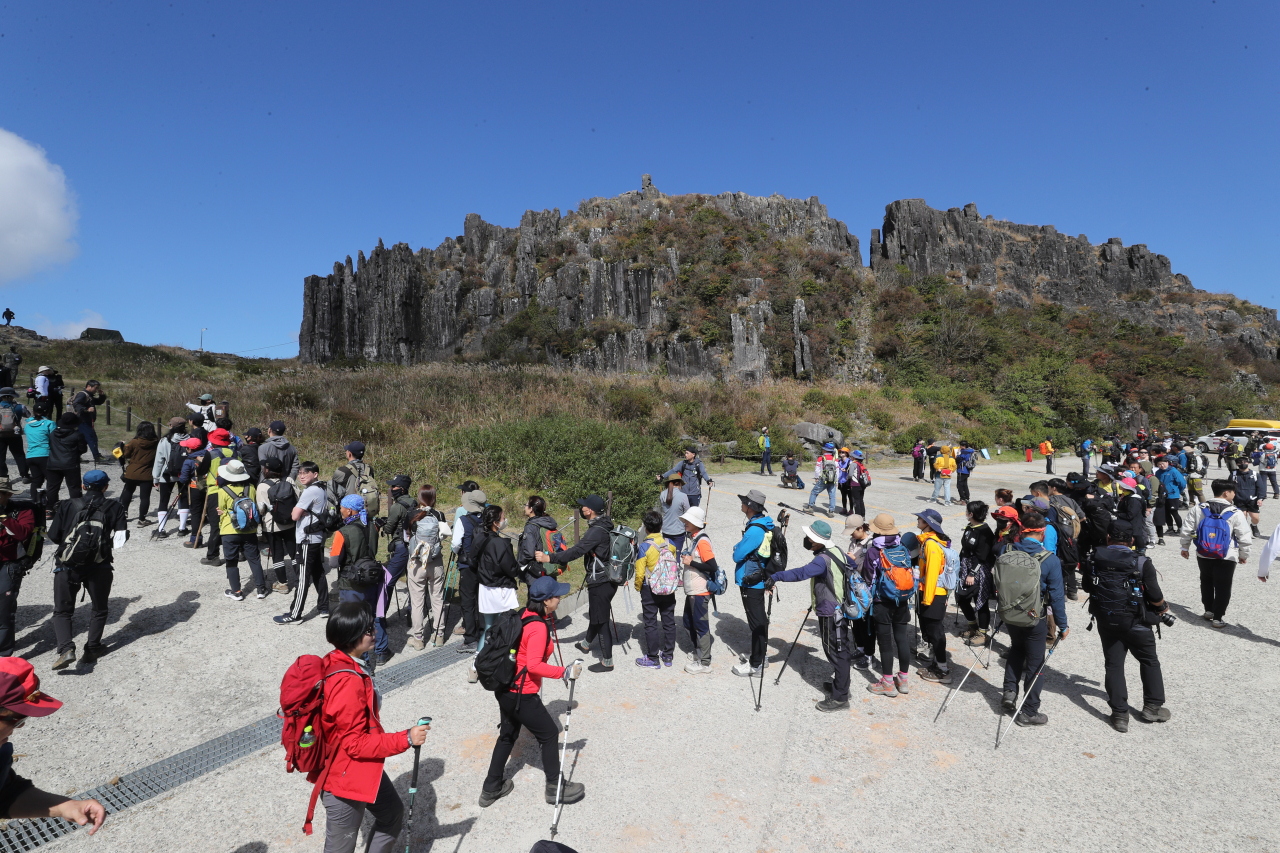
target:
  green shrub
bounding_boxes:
[892,422,936,454]
[197,353,218,367]
[880,386,901,402]
[801,389,827,409]
[605,385,657,421]
[870,410,895,431]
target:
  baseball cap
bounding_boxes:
[199,393,213,402]
[389,475,411,491]
[0,659,61,717]
[262,456,284,474]
[208,428,232,447]
[576,495,607,513]
[83,469,109,488]
[344,441,365,456]
[269,420,287,434]
[528,575,571,601]
[179,436,202,450]
[168,417,188,431]
[245,427,263,440]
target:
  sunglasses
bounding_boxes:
[0,710,27,728]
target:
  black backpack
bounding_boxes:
[267,478,298,526]
[474,612,546,691]
[164,436,187,480]
[343,557,383,588]
[1082,493,1117,540]
[56,500,110,567]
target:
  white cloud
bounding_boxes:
[0,128,79,283]
[32,310,104,340]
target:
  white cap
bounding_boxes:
[680,505,707,529]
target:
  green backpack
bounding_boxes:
[590,525,637,585]
[993,549,1050,628]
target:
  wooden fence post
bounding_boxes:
[126,406,132,431]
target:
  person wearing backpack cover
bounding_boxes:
[43,414,87,517]
[635,510,679,669]
[1181,478,1253,629]
[257,457,298,594]
[805,442,839,517]
[1082,522,1171,732]
[658,473,690,554]
[535,494,619,669]
[658,446,714,508]
[764,519,852,712]
[0,389,30,484]
[116,421,158,527]
[276,462,331,625]
[732,489,775,677]
[995,509,1069,727]
[469,504,521,683]
[0,480,36,658]
[957,501,997,647]
[47,469,126,670]
[305,602,430,851]
[215,459,267,602]
[679,505,719,674]
[478,575,584,809]
[21,401,54,504]
[864,513,913,697]
[912,509,955,684]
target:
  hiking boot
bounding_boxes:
[574,640,591,654]
[1139,704,1171,723]
[1110,711,1130,733]
[80,645,109,665]
[151,529,171,540]
[432,632,446,648]
[202,557,226,567]
[406,637,426,651]
[467,667,479,684]
[272,582,290,593]
[457,642,477,654]
[635,657,660,669]
[1001,689,1017,712]
[1066,590,1079,601]
[966,632,988,647]
[1252,524,1262,538]
[958,623,979,640]
[375,652,393,666]
[867,678,898,697]
[274,614,300,625]
[256,589,268,600]
[224,589,244,601]
[1014,711,1048,727]
[52,649,76,670]
[546,780,585,805]
[1157,538,1166,546]
[598,658,614,670]
[852,653,871,670]
[918,666,952,685]
[478,778,514,808]
[684,660,711,674]
[136,518,154,528]
[815,697,849,713]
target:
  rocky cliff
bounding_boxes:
[300,181,1280,375]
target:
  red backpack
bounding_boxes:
[278,654,367,835]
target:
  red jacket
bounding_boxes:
[513,608,565,694]
[313,650,409,803]
[0,510,34,563]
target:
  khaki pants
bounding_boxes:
[406,548,446,642]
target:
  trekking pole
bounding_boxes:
[404,716,431,853]
[934,651,984,723]
[754,592,775,712]
[773,605,813,685]
[996,631,1064,748]
[191,488,209,549]
[550,659,584,838]
[609,605,630,654]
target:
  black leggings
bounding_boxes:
[584,582,617,660]
[119,477,153,519]
[1155,500,1182,537]
[917,593,948,667]
[873,598,912,677]
[839,483,854,513]
[956,592,991,630]
[484,689,560,792]
[27,457,47,495]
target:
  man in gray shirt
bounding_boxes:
[275,461,330,624]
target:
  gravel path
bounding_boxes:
[8,457,1279,852]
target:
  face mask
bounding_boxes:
[498,517,508,530]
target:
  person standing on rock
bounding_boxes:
[0,348,19,389]
[1,309,13,326]
[659,447,714,508]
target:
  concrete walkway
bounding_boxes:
[11,456,1280,852]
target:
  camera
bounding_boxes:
[1157,610,1176,628]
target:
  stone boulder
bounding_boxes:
[791,421,844,448]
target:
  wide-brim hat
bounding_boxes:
[462,490,487,513]
[0,480,17,495]
[738,489,767,507]
[220,459,250,482]
[36,366,51,375]
[803,519,837,549]
[664,472,684,485]
[680,505,707,529]
[869,512,899,536]
[913,509,946,537]
[0,388,14,398]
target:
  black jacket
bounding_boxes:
[1230,468,1265,503]
[959,522,996,566]
[472,529,520,589]
[70,390,106,423]
[47,491,127,566]
[238,441,262,483]
[47,426,88,472]
[548,515,614,587]
[1115,493,1149,552]
[1083,544,1165,623]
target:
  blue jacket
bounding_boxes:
[732,513,774,590]
[771,551,840,617]
[23,417,54,459]
[1155,467,1186,501]
[663,457,711,498]
[1012,539,1068,628]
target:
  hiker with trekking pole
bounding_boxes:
[678,505,722,674]
[732,490,776,681]
[658,446,714,508]
[477,575,586,810]
[993,507,1069,731]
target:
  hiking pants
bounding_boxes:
[872,598,912,677]
[321,772,403,853]
[1197,557,1237,618]
[741,587,769,668]
[931,477,952,504]
[849,615,874,659]
[760,448,773,476]
[956,589,991,631]
[1187,478,1204,504]
[1045,455,1054,474]
[917,593,949,668]
[687,493,702,508]
[265,529,298,587]
[808,482,836,512]
[202,494,222,558]
[583,581,617,660]
[118,477,152,520]
[0,436,28,479]
[77,421,100,461]
[683,594,713,663]
[484,690,560,793]
[818,615,851,702]
[1003,620,1049,714]
[640,582,677,662]
[27,457,47,496]
[1265,471,1279,498]
[44,468,81,508]
[288,543,329,619]
[839,482,854,514]
[52,563,113,655]
[1082,454,1092,478]
[0,562,25,657]
[956,473,971,502]
[458,564,481,644]
[1095,615,1164,714]
[223,533,266,594]
[912,456,925,480]
[407,552,446,643]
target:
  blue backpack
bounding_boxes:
[220,485,260,532]
[1194,503,1235,560]
[937,540,961,592]
[842,557,874,621]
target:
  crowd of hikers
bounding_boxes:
[0,367,1274,850]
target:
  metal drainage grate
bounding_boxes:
[0,644,468,852]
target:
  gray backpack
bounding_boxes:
[993,548,1050,628]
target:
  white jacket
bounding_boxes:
[1180,499,1252,563]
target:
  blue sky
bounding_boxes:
[1,0,1275,356]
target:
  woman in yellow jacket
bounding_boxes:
[912,509,952,685]
[635,510,678,669]
[931,447,958,506]
[215,459,267,601]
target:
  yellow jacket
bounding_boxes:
[917,529,948,605]
[635,531,674,591]
[217,482,258,536]
[933,455,957,479]
[205,446,238,489]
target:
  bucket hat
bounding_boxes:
[803,519,837,549]
[680,505,707,529]
[219,459,250,482]
[462,490,488,514]
[869,513,899,536]
[913,508,946,537]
